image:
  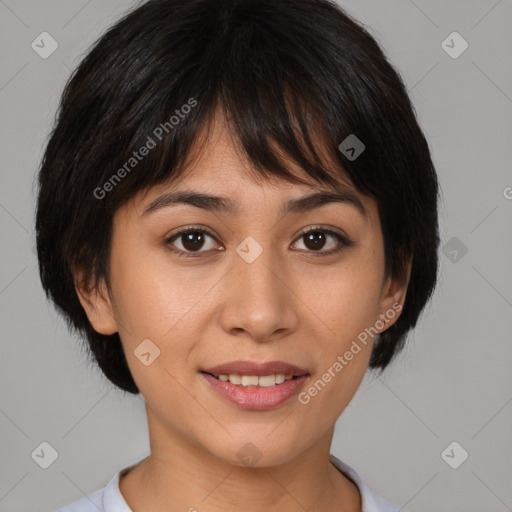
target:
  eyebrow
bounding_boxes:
[142,189,366,217]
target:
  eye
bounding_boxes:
[164,227,222,258]
[164,225,352,258]
[291,226,352,256]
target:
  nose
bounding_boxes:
[218,242,299,343]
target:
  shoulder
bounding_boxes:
[56,468,132,512]
[329,454,401,512]
[56,488,104,512]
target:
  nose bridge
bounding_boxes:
[236,238,281,297]
[220,236,297,340]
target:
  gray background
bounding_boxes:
[1,1,511,511]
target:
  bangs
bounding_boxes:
[89,2,378,212]
[100,92,351,217]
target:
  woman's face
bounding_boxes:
[77,117,408,468]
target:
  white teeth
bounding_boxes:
[228,374,242,385]
[241,375,259,386]
[258,375,276,387]
[213,373,297,386]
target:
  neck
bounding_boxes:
[119,406,361,512]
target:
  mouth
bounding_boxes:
[199,360,311,410]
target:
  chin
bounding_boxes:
[206,432,308,469]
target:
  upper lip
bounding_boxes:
[201,360,310,377]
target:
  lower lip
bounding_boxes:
[201,372,309,410]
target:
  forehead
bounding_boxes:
[132,111,366,213]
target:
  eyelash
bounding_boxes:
[164,225,353,259]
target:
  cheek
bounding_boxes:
[109,243,214,339]
[302,255,384,346]
[108,245,220,395]
[292,255,383,415]
[295,280,378,432]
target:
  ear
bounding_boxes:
[376,258,412,331]
[72,266,118,335]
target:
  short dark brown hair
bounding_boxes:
[36,0,440,394]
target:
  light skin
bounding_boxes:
[74,114,410,512]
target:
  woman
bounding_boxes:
[35,0,440,510]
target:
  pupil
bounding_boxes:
[183,232,204,251]
[305,232,325,250]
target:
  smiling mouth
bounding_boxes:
[200,365,311,410]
